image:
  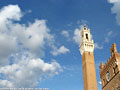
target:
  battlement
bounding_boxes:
[99,56,113,72]
[99,43,118,73]
[99,43,120,89]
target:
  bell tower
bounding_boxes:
[80,25,98,90]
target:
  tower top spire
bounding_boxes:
[99,62,104,72]
[82,24,88,30]
[110,43,117,56]
[80,25,94,55]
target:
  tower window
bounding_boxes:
[86,34,88,39]
[113,67,116,74]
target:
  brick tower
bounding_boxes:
[99,43,120,90]
[80,25,98,90]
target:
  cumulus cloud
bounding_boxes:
[105,31,113,43]
[107,31,113,36]
[0,80,13,88]
[0,4,55,65]
[108,0,119,3]
[12,19,54,57]
[108,0,120,25]
[51,46,70,56]
[61,30,71,41]
[0,33,17,65]
[0,5,22,21]
[61,30,69,38]
[94,43,103,49]
[0,54,62,88]
[0,5,22,66]
[73,28,82,45]
[0,5,22,32]
[0,4,63,87]
[0,4,68,62]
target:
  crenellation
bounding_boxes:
[99,43,120,90]
[100,49,118,74]
[100,56,114,74]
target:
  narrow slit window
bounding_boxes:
[86,34,88,39]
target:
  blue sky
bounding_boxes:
[0,0,120,90]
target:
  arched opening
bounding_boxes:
[86,34,88,40]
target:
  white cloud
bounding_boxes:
[0,5,22,32]
[0,33,17,66]
[61,30,71,41]
[107,31,113,36]
[108,0,119,3]
[105,31,113,43]
[51,46,70,56]
[13,19,54,57]
[28,10,32,13]
[0,80,13,88]
[108,0,120,25]
[0,5,55,65]
[99,81,102,85]
[73,28,82,45]
[105,37,109,43]
[61,30,69,38]
[0,54,62,88]
[0,4,22,22]
[94,43,103,49]
[0,5,22,66]
[0,5,63,87]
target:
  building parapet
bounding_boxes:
[99,43,118,75]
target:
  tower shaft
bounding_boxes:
[82,52,98,90]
